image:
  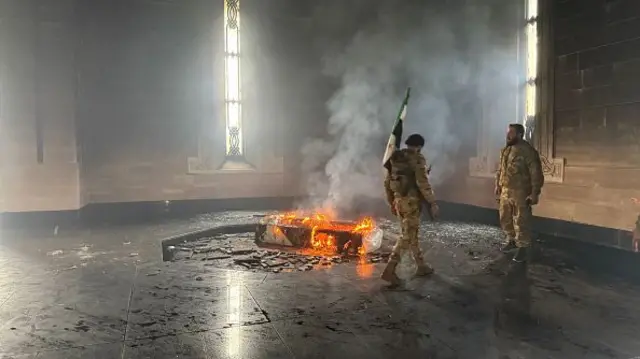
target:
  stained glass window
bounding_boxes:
[524,0,538,141]
[224,0,242,157]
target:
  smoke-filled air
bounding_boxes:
[299,0,519,215]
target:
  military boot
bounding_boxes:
[414,263,434,277]
[380,259,401,286]
[501,240,517,252]
[512,246,530,263]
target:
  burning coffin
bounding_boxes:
[255,212,383,256]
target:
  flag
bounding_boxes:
[382,87,411,172]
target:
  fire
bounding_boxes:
[353,217,375,233]
[268,210,376,255]
[310,233,337,253]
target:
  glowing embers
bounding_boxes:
[255,211,382,256]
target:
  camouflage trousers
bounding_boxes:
[390,196,424,264]
[499,190,532,248]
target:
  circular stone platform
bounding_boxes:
[161,217,506,275]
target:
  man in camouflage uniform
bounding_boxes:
[381,134,439,286]
[495,123,544,263]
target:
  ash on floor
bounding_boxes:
[167,232,391,273]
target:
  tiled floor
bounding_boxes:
[1,211,639,358]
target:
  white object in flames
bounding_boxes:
[362,227,383,254]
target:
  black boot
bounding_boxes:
[512,246,529,263]
[501,240,517,252]
[414,263,434,277]
[381,259,402,287]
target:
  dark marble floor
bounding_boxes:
[1,211,640,358]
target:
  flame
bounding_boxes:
[271,226,284,237]
[267,210,375,255]
[353,217,375,233]
[310,232,337,253]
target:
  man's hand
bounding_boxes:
[526,194,539,206]
[390,205,398,217]
[494,186,501,196]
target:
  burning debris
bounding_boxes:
[166,230,389,274]
[255,211,383,256]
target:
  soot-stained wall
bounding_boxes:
[0,0,82,212]
[548,0,640,244]
[0,0,312,212]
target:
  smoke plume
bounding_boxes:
[300,0,518,214]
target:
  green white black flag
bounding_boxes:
[382,87,411,172]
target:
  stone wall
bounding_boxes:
[441,0,640,249]
[0,0,82,212]
[0,0,311,212]
[550,0,640,230]
[77,0,297,204]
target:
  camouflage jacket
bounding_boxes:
[384,148,437,206]
[495,140,544,196]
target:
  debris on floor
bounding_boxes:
[47,250,64,256]
[166,232,390,273]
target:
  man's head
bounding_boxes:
[506,123,525,146]
[405,133,425,151]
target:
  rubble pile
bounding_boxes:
[167,232,390,273]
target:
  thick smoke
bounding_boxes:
[300,0,518,214]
